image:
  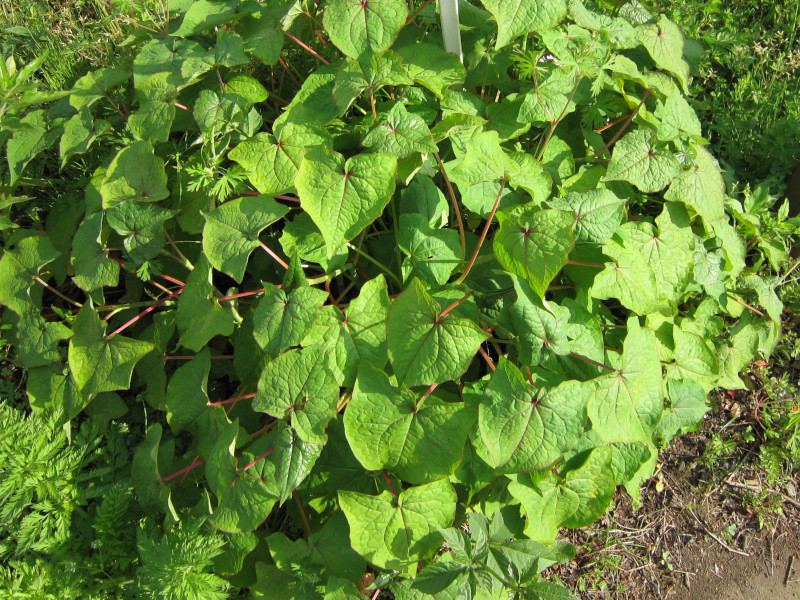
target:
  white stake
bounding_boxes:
[438,0,463,63]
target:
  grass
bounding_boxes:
[0,0,162,90]
[654,0,800,187]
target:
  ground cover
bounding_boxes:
[0,1,798,599]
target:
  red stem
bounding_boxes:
[439,292,473,320]
[433,152,466,262]
[283,30,330,65]
[162,458,206,483]
[594,111,632,133]
[455,179,507,285]
[293,490,313,536]
[274,194,301,203]
[159,273,186,287]
[164,354,234,361]
[567,259,605,268]
[218,288,267,301]
[730,296,766,318]
[108,288,183,338]
[593,88,651,157]
[382,469,398,497]
[260,241,290,269]
[209,392,257,406]
[478,346,497,372]
[243,447,275,471]
[569,351,615,372]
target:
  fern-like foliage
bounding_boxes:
[0,403,105,557]
[135,518,230,600]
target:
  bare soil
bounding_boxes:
[553,384,800,600]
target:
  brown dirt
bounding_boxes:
[553,384,800,600]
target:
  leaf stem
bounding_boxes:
[163,229,194,270]
[108,288,183,338]
[569,351,615,372]
[434,152,466,262]
[162,458,206,483]
[34,276,83,308]
[382,469,398,497]
[454,179,506,285]
[729,295,766,317]
[345,242,403,287]
[283,30,330,65]
[209,392,257,406]
[218,287,268,301]
[259,240,290,269]
[243,447,275,471]
[439,291,473,319]
[478,346,496,372]
[566,259,605,268]
[592,88,651,158]
[293,491,313,536]
[164,354,234,361]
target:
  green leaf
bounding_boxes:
[398,213,460,286]
[302,275,390,386]
[588,318,663,444]
[666,327,719,391]
[507,152,552,202]
[449,131,518,186]
[176,255,236,352]
[363,102,437,157]
[72,212,119,292]
[602,129,680,193]
[100,141,169,208]
[345,363,476,483]
[590,232,666,315]
[128,72,181,143]
[60,107,109,167]
[506,276,571,364]
[323,0,408,60]
[254,347,339,444]
[475,360,589,473]
[225,74,268,106]
[133,37,205,87]
[400,175,449,228]
[164,348,228,450]
[394,43,466,98]
[230,120,332,196]
[387,278,488,386]
[548,189,624,245]
[664,144,726,224]
[131,424,177,518]
[494,207,575,298]
[339,479,457,570]
[15,312,72,368]
[333,52,412,111]
[69,68,129,111]
[524,582,578,600]
[206,420,278,533]
[202,195,289,283]
[295,147,397,256]
[7,110,61,185]
[0,235,61,315]
[259,422,324,503]
[68,303,153,396]
[106,202,176,263]
[655,378,708,443]
[508,446,615,544]
[655,93,702,141]
[253,283,328,357]
[480,0,568,48]
[636,15,690,92]
[172,0,242,37]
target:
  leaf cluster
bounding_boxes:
[0,0,795,598]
